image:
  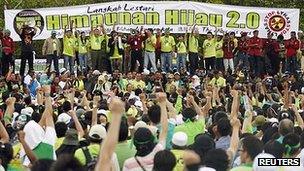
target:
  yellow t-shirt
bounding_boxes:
[215,40,224,58]
[52,39,57,51]
[78,38,89,54]
[188,35,199,53]
[63,36,75,57]
[233,38,238,49]
[55,137,64,150]
[145,35,156,52]
[74,37,79,52]
[176,41,187,54]
[161,36,176,52]
[209,77,226,87]
[111,44,123,60]
[131,80,146,90]
[74,144,100,165]
[172,149,185,171]
[90,35,102,50]
[203,38,216,58]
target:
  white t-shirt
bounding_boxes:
[122,141,165,171]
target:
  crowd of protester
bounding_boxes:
[0,20,304,171]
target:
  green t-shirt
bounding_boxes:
[90,35,102,50]
[79,38,89,54]
[171,149,185,171]
[115,140,136,169]
[161,36,175,52]
[74,37,79,52]
[145,35,157,52]
[188,35,199,53]
[7,164,24,171]
[231,164,253,171]
[203,38,216,58]
[215,40,223,58]
[74,144,100,165]
[111,44,122,59]
[33,142,54,160]
[176,41,187,54]
[63,36,75,57]
[174,118,205,145]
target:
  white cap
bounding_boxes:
[253,153,278,171]
[21,107,34,116]
[89,124,107,140]
[59,68,67,75]
[172,132,188,147]
[134,121,147,131]
[268,118,278,123]
[199,167,216,171]
[134,100,143,110]
[143,69,150,75]
[57,113,71,124]
[92,70,101,75]
[97,109,108,116]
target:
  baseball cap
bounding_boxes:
[172,132,188,147]
[89,124,107,140]
[189,134,215,155]
[134,121,148,131]
[174,72,180,76]
[253,153,277,171]
[199,167,216,171]
[168,74,174,79]
[59,68,67,75]
[252,115,267,127]
[143,69,150,75]
[21,107,34,116]
[76,108,86,118]
[92,70,101,75]
[57,113,71,124]
[134,127,155,145]
[63,129,79,146]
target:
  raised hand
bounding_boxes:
[5,97,16,106]
[109,97,125,115]
[156,92,167,104]
[230,117,241,128]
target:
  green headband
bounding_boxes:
[285,143,300,157]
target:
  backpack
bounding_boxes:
[81,146,98,171]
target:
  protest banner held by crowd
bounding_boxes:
[0,1,304,171]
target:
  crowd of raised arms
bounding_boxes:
[0,19,304,171]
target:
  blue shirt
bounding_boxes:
[215,135,231,151]
[157,121,175,149]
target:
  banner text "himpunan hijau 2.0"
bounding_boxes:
[4,1,300,41]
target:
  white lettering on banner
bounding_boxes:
[4,1,300,41]
[14,59,64,73]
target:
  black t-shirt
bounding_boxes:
[20,27,35,52]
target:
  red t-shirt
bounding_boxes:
[2,36,15,55]
[223,40,235,59]
[285,38,300,58]
[263,39,279,56]
[238,39,248,53]
[248,37,263,57]
[127,35,144,51]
